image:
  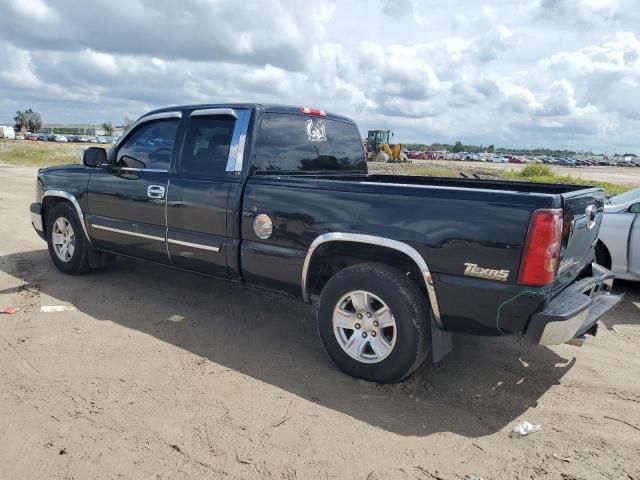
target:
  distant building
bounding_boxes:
[40,123,124,137]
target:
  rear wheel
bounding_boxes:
[317,263,431,383]
[46,203,91,275]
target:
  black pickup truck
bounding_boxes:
[30,104,623,383]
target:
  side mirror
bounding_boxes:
[117,155,146,170]
[82,147,107,167]
[629,203,640,214]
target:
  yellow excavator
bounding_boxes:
[365,129,407,162]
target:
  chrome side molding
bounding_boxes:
[301,232,442,324]
[90,222,222,253]
[42,190,93,245]
[91,224,165,242]
[167,238,220,252]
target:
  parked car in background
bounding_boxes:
[596,188,640,281]
[556,158,576,166]
[15,134,25,140]
[54,135,68,143]
[507,156,527,164]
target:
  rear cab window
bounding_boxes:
[253,113,366,174]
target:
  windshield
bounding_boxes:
[608,188,640,205]
[368,130,389,144]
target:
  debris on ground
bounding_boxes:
[552,453,572,463]
[40,305,76,312]
[0,306,20,314]
[512,420,542,436]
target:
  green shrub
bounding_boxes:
[520,164,553,177]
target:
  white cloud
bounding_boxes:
[0,0,639,151]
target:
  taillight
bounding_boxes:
[300,107,326,116]
[518,208,563,287]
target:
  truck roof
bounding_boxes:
[144,103,356,124]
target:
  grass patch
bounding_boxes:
[0,140,83,167]
[501,168,630,195]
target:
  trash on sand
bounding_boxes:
[512,420,541,436]
[168,315,185,323]
[1,306,20,314]
[552,453,571,463]
[464,475,483,480]
[40,305,76,313]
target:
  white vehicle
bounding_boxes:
[0,125,16,139]
[54,135,68,143]
[596,188,640,281]
[490,156,508,163]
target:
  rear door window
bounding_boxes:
[178,116,236,177]
[253,113,366,173]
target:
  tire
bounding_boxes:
[317,263,431,383]
[46,202,91,275]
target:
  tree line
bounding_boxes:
[12,108,133,137]
[14,109,42,132]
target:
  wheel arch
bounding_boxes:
[595,239,612,270]
[301,233,441,325]
[42,190,92,245]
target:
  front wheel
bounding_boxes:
[46,202,91,275]
[317,263,431,383]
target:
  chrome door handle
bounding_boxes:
[147,185,166,199]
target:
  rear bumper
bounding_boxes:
[30,202,45,240]
[525,263,623,345]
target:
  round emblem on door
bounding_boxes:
[253,214,273,239]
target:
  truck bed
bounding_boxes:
[296,173,596,195]
[243,173,605,336]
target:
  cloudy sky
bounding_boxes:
[1,0,639,152]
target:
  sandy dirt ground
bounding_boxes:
[0,164,639,480]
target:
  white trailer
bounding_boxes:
[0,126,16,139]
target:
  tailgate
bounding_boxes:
[555,187,606,289]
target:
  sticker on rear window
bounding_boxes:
[305,119,327,142]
